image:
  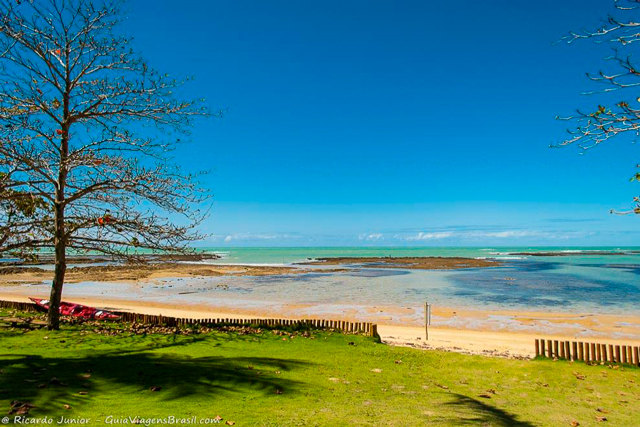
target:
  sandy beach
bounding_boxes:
[2,291,639,359]
[3,254,640,359]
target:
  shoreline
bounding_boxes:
[2,292,639,359]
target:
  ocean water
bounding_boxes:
[13,246,640,335]
[185,246,640,316]
[198,246,640,266]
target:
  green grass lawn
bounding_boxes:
[0,309,638,426]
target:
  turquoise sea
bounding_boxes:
[198,246,640,266]
[11,247,640,335]
[185,246,640,318]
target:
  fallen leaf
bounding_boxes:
[478,393,492,399]
[150,386,161,392]
[436,384,449,390]
[225,422,235,426]
[78,391,89,395]
[596,408,609,414]
[63,404,71,410]
[370,369,382,373]
[8,401,36,416]
[595,416,607,422]
[81,373,91,379]
[394,360,402,364]
[214,416,223,421]
[570,421,580,427]
[275,389,283,394]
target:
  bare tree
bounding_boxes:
[555,0,640,215]
[0,0,213,329]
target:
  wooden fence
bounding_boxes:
[535,338,640,366]
[0,299,379,338]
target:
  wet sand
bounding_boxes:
[0,263,326,283]
[2,292,639,359]
[302,256,499,269]
[0,256,496,285]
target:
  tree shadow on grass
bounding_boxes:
[0,338,311,417]
[443,393,536,426]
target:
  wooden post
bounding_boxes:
[535,339,540,357]
[540,339,546,357]
[565,341,571,360]
[634,346,639,366]
[578,342,584,361]
[601,344,608,363]
[547,340,553,358]
[590,343,596,362]
[572,341,577,361]
[615,345,621,363]
[621,346,628,364]
[424,302,429,341]
[371,324,378,338]
[553,340,559,358]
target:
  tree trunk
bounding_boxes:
[47,202,66,330]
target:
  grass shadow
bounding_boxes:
[0,338,311,416]
[443,393,536,426]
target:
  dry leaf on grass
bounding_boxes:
[9,401,36,416]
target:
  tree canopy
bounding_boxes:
[0,0,214,328]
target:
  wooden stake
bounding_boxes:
[424,301,429,341]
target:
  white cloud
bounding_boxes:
[221,232,298,243]
[406,231,454,241]
[394,229,591,242]
[359,233,384,241]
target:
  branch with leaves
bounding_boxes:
[555,0,640,215]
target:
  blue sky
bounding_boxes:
[124,0,639,246]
